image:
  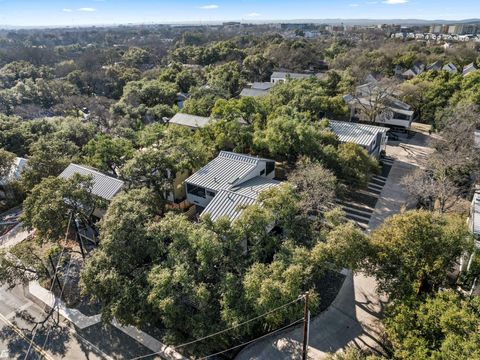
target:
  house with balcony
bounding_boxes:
[343,87,414,130]
[185,151,280,222]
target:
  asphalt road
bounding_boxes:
[0,285,155,360]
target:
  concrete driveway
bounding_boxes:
[235,130,433,360]
[236,272,388,360]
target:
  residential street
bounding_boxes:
[235,129,433,360]
[0,285,156,360]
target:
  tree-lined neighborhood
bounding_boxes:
[0,13,479,360]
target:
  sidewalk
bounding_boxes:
[27,281,187,360]
[236,272,387,360]
[0,222,34,249]
[368,131,433,230]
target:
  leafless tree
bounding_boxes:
[352,77,400,124]
[403,104,480,212]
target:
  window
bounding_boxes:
[206,190,216,198]
[260,169,265,175]
[266,161,275,176]
[393,112,411,121]
[186,183,206,198]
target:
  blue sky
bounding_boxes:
[0,0,479,27]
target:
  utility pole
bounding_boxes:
[302,291,310,360]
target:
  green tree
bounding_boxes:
[368,210,473,299]
[21,175,96,241]
[253,112,338,162]
[206,61,246,98]
[335,142,379,187]
[242,54,274,82]
[83,135,134,176]
[0,148,15,180]
[80,188,163,325]
[21,136,78,190]
[122,47,154,68]
[385,291,480,360]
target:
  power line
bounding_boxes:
[128,296,303,360]
[198,318,304,360]
[24,212,73,360]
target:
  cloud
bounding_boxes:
[247,12,261,17]
[382,0,408,4]
[77,7,97,12]
[199,4,219,9]
[62,8,73,12]
[349,3,360,7]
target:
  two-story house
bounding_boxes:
[185,151,280,222]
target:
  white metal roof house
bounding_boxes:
[240,82,275,98]
[168,113,212,130]
[328,120,389,159]
[402,61,425,79]
[463,62,478,77]
[442,62,458,73]
[59,164,124,202]
[185,151,279,222]
[240,88,270,98]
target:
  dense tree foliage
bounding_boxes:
[0,24,478,359]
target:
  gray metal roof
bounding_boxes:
[240,88,269,97]
[202,177,280,222]
[202,191,257,222]
[271,71,313,80]
[427,60,443,71]
[185,151,261,192]
[251,82,274,90]
[230,176,281,198]
[443,63,458,73]
[463,63,478,76]
[169,113,211,129]
[59,164,124,201]
[329,120,389,147]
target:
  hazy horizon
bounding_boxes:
[1,0,480,27]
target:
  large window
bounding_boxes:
[187,183,206,198]
[266,161,275,176]
[393,112,411,121]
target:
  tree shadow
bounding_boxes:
[8,309,70,358]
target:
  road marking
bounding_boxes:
[5,301,33,320]
[0,311,54,360]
